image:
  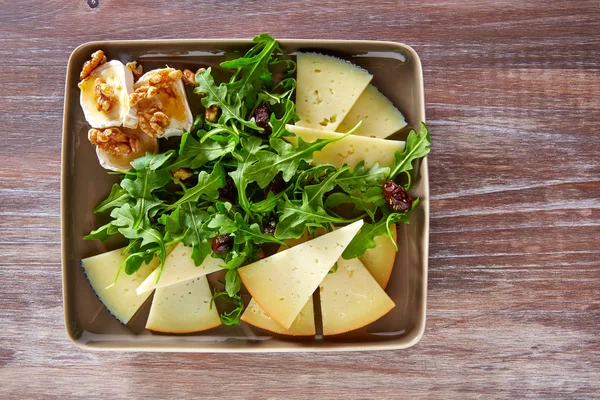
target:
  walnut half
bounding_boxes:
[80,50,107,81]
[94,78,116,112]
[126,61,143,81]
[88,128,139,156]
[138,104,171,137]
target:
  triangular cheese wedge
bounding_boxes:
[81,247,158,324]
[241,298,315,336]
[296,53,372,131]
[238,220,364,329]
[336,84,407,139]
[145,276,221,333]
[136,243,222,295]
[358,224,398,289]
[286,124,405,169]
[320,258,395,335]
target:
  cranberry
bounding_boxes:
[382,181,413,212]
[218,176,237,203]
[262,219,277,236]
[264,174,284,196]
[252,104,272,135]
[211,234,234,254]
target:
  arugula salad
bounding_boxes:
[78,33,430,334]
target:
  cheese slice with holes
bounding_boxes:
[136,243,222,295]
[145,276,221,333]
[320,257,395,335]
[336,84,407,139]
[296,53,372,131]
[358,224,398,289]
[238,220,364,329]
[81,247,158,324]
[286,124,405,169]
[241,298,315,336]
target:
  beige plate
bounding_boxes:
[61,39,428,352]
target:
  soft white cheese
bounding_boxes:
[135,68,193,138]
[78,60,137,129]
[136,243,222,295]
[296,53,372,131]
[286,124,405,169]
[81,247,158,324]
[336,84,407,139]
[238,220,364,329]
[145,276,221,333]
[320,257,395,335]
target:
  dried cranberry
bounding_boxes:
[253,104,272,135]
[218,176,236,203]
[262,219,277,236]
[211,234,234,254]
[382,181,412,212]
[264,174,284,196]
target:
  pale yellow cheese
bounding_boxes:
[337,84,407,139]
[238,220,364,329]
[296,53,372,131]
[286,124,405,169]
[320,258,395,335]
[81,247,158,324]
[241,298,315,336]
[136,243,222,295]
[358,224,398,289]
[145,276,221,333]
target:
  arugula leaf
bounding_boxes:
[269,97,298,138]
[120,152,174,229]
[210,290,244,326]
[388,122,431,181]
[224,269,241,297]
[93,184,130,213]
[157,208,183,234]
[221,33,279,107]
[304,166,349,209]
[336,161,390,193]
[245,134,348,188]
[181,203,213,266]
[170,132,235,170]
[83,221,120,241]
[109,203,167,274]
[275,192,356,239]
[251,190,285,214]
[208,212,285,245]
[169,162,226,209]
[229,136,264,214]
[342,204,418,259]
[195,68,242,124]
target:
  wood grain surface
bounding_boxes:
[0,0,599,398]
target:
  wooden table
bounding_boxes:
[1,1,598,398]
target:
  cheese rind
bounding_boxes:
[241,298,315,336]
[296,53,372,131]
[358,224,398,289]
[320,258,395,335]
[336,84,407,139]
[286,124,405,169]
[238,220,364,329]
[81,247,158,324]
[136,243,223,295]
[145,276,221,333]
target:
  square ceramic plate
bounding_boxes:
[61,39,428,352]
